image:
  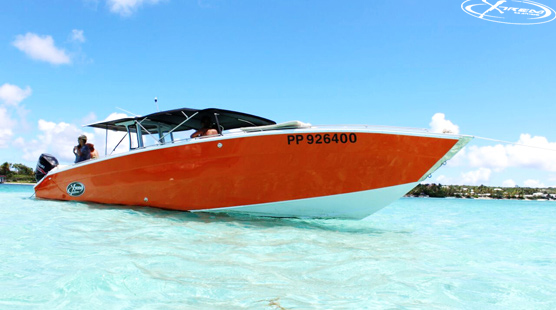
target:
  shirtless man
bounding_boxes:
[191,117,218,138]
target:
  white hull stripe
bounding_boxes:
[193,182,418,219]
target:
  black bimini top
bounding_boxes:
[86,108,276,133]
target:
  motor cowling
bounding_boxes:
[35,153,59,182]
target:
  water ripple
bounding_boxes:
[1,186,556,309]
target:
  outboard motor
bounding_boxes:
[35,153,59,182]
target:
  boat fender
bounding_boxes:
[35,153,59,182]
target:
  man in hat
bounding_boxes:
[73,134,92,163]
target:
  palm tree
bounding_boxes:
[0,162,11,176]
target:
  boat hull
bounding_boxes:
[201,182,419,219]
[34,130,469,219]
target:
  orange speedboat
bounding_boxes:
[34,108,472,219]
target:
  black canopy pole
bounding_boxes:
[213,113,222,134]
[105,124,108,156]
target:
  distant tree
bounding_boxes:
[0,162,12,176]
[407,183,555,200]
[11,163,33,176]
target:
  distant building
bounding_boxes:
[0,175,5,183]
[524,193,548,199]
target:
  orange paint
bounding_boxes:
[34,132,459,211]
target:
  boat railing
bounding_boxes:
[240,120,312,132]
[312,124,431,133]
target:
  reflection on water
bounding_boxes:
[79,199,399,236]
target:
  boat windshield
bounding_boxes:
[85,107,276,153]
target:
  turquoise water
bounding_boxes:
[1,184,555,309]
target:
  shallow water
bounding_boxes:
[1,184,555,309]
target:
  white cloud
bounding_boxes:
[435,174,447,182]
[523,179,545,188]
[429,113,460,134]
[0,83,32,106]
[446,146,466,167]
[91,112,130,155]
[107,0,164,16]
[12,33,71,65]
[81,112,97,125]
[461,168,491,185]
[37,120,88,162]
[15,112,131,164]
[17,120,95,163]
[433,174,454,184]
[71,29,86,43]
[103,112,127,122]
[466,134,556,172]
[12,137,37,161]
[502,179,516,187]
[467,144,509,171]
[0,83,32,148]
[0,107,16,148]
[509,135,556,171]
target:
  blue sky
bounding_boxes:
[1,0,555,187]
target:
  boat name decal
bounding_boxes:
[66,182,85,197]
[287,133,357,145]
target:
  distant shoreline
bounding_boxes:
[403,195,555,201]
[408,183,556,201]
[0,182,35,186]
